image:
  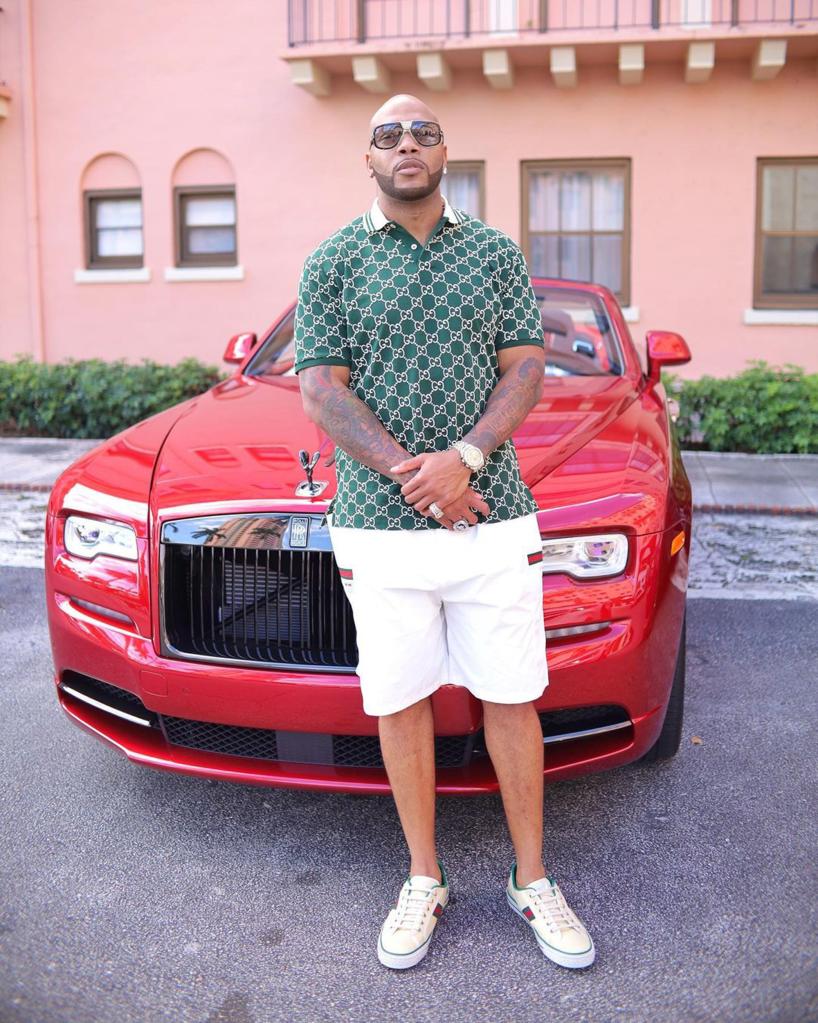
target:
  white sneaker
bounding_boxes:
[377,862,449,970]
[506,862,595,968]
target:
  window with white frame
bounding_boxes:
[755,158,818,308]
[522,160,630,305]
[84,189,144,269]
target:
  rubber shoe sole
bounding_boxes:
[506,890,596,969]
[377,926,435,970]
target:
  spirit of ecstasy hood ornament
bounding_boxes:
[295,448,328,497]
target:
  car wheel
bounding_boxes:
[640,607,686,763]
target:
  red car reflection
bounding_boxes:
[45,279,693,795]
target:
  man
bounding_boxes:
[293,94,595,971]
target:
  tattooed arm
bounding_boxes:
[460,345,545,457]
[392,345,545,512]
[298,364,492,527]
[298,363,413,484]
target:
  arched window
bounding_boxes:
[81,154,143,269]
[172,148,237,268]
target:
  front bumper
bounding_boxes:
[46,522,689,794]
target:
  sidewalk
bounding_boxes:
[0,437,817,514]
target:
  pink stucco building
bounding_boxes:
[1,0,817,379]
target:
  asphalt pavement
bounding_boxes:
[1,567,817,1023]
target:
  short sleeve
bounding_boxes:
[293,252,351,374]
[493,243,545,351]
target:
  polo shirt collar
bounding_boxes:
[363,193,464,234]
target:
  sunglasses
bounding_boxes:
[369,120,444,150]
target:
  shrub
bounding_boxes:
[2,355,816,453]
[0,356,225,439]
[662,359,818,454]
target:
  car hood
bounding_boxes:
[149,373,679,534]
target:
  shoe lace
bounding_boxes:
[392,883,436,933]
[529,883,581,933]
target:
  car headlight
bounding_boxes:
[541,533,629,579]
[64,515,138,561]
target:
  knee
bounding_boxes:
[379,694,433,724]
[481,698,538,720]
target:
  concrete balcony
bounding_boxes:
[281,0,818,95]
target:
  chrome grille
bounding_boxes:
[160,513,357,671]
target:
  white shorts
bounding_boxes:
[326,510,549,717]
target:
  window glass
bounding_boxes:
[88,193,143,266]
[97,228,142,257]
[795,166,818,232]
[535,286,625,377]
[178,189,237,265]
[526,164,627,299]
[592,172,625,230]
[529,172,560,232]
[561,172,591,231]
[96,198,142,229]
[445,167,481,218]
[189,227,235,254]
[185,196,236,227]
[246,287,625,381]
[758,161,818,302]
[762,165,795,231]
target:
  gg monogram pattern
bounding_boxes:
[293,198,544,530]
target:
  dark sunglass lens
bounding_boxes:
[374,124,402,148]
[413,122,442,145]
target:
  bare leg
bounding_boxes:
[482,699,547,886]
[378,695,441,882]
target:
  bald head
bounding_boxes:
[368,94,440,133]
[365,92,447,205]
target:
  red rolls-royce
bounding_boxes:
[45,278,693,795]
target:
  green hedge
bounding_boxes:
[1,355,816,453]
[662,360,818,454]
[0,356,225,440]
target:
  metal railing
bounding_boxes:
[287,0,817,46]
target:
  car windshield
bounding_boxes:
[534,286,624,376]
[246,286,624,379]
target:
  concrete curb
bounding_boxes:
[0,482,53,493]
[693,502,818,516]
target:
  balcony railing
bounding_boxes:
[287,0,818,46]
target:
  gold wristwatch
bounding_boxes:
[451,440,486,472]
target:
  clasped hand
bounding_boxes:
[389,449,491,530]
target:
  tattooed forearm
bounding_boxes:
[461,354,544,459]
[301,366,416,484]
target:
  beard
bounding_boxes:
[372,164,444,201]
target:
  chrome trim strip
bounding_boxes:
[543,721,631,745]
[545,621,611,639]
[160,512,332,550]
[60,685,153,727]
[70,597,134,626]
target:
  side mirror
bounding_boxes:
[223,332,258,365]
[645,331,691,384]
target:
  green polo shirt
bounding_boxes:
[293,195,544,530]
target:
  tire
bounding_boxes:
[640,607,686,763]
